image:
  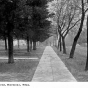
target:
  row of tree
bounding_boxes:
[0,0,52,63]
[50,0,88,70]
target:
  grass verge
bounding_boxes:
[0,45,45,82]
[53,45,88,82]
[0,59,39,82]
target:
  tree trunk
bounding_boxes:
[18,39,20,49]
[55,38,57,48]
[53,40,54,46]
[69,17,85,58]
[85,50,88,71]
[85,16,88,71]
[37,41,39,46]
[33,40,36,50]
[69,39,77,58]
[7,23,14,63]
[69,27,84,58]
[57,35,62,50]
[30,40,32,51]
[4,36,7,50]
[59,36,62,51]
[57,37,60,49]
[69,0,85,58]
[62,37,66,54]
[27,36,29,52]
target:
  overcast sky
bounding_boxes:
[48,0,87,28]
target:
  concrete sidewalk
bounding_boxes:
[32,46,77,82]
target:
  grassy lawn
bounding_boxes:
[0,59,39,82]
[0,41,45,82]
[53,44,87,82]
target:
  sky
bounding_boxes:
[47,0,57,25]
[48,0,87,28]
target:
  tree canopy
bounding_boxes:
[0,0,51,63]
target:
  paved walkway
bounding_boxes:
[32,46,77,82]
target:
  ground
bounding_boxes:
[0,40,45,82]
[0,59,39,82]
[53,44,87,82]
[0,40,87,82]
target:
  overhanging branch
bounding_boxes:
[84,8,88,13]
[62,18,81,37]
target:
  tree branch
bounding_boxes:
[64,19,81,37]
[84,8,88,13]
[62,13,75,36]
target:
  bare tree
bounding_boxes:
[50,0,87,55]
[69,0,88,58]
[54,0,81,54]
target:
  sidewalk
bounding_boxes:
[32,46,77,82]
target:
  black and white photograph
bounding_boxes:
[0,0,88,88]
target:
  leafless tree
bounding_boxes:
[55,0,81,54]
[69,0,88,58]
